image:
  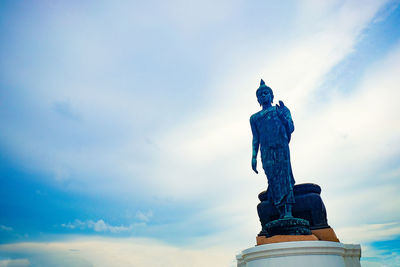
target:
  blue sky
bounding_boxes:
[1,0,400,266]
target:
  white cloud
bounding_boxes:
[0,259,30,267]
[61,219,87,230]
[0,236,235,267]
[90,220,134,233]
[61,219,139,233]
[336,222,400,244]
[136,210,153,222]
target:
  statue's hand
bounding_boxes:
[252,157,258,174]
[276,100,289,117]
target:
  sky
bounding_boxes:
[0,0,400,266]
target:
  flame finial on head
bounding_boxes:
[260,79,265,86]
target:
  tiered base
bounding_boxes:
[237,241,361,267]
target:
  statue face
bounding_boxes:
[257,88,273,106]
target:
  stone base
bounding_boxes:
[237,241,361,267]
[312,227,340,242]
[256,234,318,245]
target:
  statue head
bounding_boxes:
[256,79,274,106]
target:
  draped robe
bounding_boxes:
[250,105,295,207]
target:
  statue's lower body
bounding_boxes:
[261,145,295,219]
[261,146,312,237]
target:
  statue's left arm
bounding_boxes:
[277,100,294,141]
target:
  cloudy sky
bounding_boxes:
[1,0,400,266]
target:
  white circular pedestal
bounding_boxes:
[236,241,361,267]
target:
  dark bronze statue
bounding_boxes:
[250,79,295,219]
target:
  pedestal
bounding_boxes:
[257,184,332,236]
[264,217,311,237]
[236,241,361,267]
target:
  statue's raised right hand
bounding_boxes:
[252,157,258,174]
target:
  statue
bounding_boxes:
[250,80,337,242]
[250,79,295,219]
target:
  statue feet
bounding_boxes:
[278,204,293,219]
